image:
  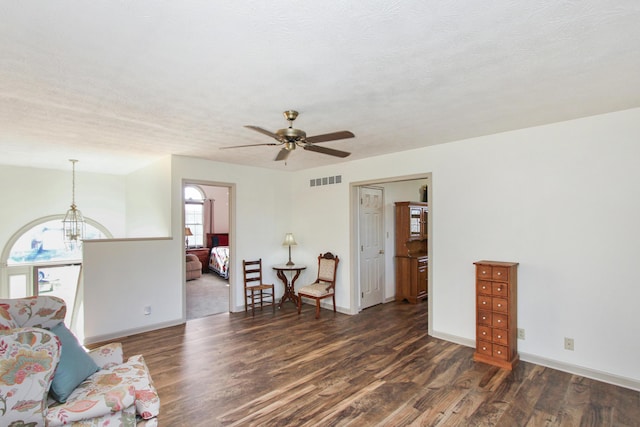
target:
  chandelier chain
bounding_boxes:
[70,159,77,207]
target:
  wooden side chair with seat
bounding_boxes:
[243,259,275,316]
[297,252,339,319]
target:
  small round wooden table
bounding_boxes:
[272,264,306,308]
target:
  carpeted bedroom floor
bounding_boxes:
[186,272,229,320]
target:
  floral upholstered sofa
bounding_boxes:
[0,296,160,426]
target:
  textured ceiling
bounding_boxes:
[1,1,639,174]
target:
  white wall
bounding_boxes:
[290,107,640,388]
[202,185,229,233]
[81,159,179,342]
[428,108,640,388]
[125,156,172,237]
[82,237,180,341]
[288,166,354,310]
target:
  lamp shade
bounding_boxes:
[185,227,193,236]
[282,233,297,246]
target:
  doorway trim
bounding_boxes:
[182,179,236,317]
[350,172,432,336]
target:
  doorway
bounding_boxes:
[353,174,431,331]
[184,182,232,319]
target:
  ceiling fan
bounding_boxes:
[221,110,355,161]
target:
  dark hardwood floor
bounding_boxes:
[105,301,639,426]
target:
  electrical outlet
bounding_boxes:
[144,305,151,316]
[517,328,525,340]
[564,337,574,351]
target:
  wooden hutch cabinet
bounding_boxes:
[473,260,519,370]
[394,202,428,303]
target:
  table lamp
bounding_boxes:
[185,227,193,248]
[282,233,297,266]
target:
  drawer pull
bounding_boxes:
[497,319,502,323]
[483,301,487,305]
[497,304,502,307]
[482,347,487,351]
[497,335,502,339]
[497,272,501,276]
[497,288,502,292]
[482,286,487,290]
[482,270,486,274]
[482,332,487,336]
[482,316,486,320]
[497,350,502,354]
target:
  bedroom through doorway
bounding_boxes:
[184,182,231,319]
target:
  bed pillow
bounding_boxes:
[49,322,100,402]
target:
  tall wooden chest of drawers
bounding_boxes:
[473,260,519,370]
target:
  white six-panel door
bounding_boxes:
[359,186,385,309]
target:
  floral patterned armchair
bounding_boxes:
[0,296,159,426]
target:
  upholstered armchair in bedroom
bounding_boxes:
[0,296,160,426]
[186,253,203,280]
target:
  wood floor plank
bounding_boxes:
[588,376,640,426]
[92,302,639,426]
[493,364,549,426]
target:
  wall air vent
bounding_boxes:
[310,175,342,187]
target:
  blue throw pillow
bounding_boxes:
[49,322,99,403]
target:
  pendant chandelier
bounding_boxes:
[62,159,85,248]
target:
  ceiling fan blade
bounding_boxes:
[275,148,291,161]
[303,144,351,158]
[245,125,280,140]
[220,142,278,149]
[305,130,355,144]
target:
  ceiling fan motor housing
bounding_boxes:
[276,127,306,143]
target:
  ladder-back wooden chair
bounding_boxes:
[243,259,275,316]
[297,252,339,319]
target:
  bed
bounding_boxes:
[207,233,229,279]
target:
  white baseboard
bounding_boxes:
[518,352,640,392]
[83,319,184,346]
[430,330,476,348]
[430,330,640,392]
